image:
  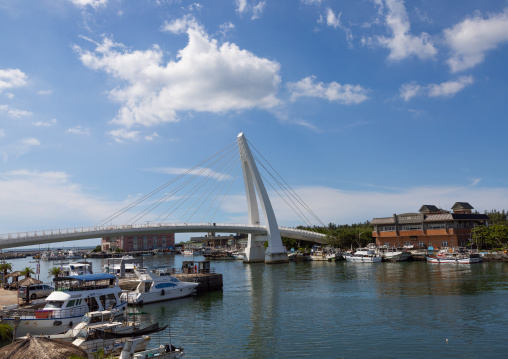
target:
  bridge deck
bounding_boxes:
[0,223,325,249]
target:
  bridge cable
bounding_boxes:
[154,146,239,223]
[94,140,237,226]
[131,144,239,224]
[249,140,327,228]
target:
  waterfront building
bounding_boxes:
[189,232,247,247]
[371,202,489,249]
[101,233,175,252]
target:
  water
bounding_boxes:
[7,255,508,358]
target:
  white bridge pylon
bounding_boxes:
[237,133,288,263]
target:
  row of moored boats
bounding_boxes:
[1,262,197,357]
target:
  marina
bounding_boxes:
[1,252,508,357]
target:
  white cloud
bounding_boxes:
[376,0,437,61]
[69,0,108,9]
[0,170,121,233]
[0,68,28,93]
[75,26,281,131]
[66,125,90,135]
[33,118,57,127]
[144,132,159,141]
[326,8,353,45]
[251,1,266,20]
[0,104,32,118]
[1,138,40,162]
[400,76,474,101]
[236,0,266,20]
[287,76,369,104]
[38,90,53,96]
[162,14,202,34]
[236,0,248,15]
[444,9,508,72]
[266,184,508,227]
[108,128,141,143]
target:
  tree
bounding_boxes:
[48,267,61,278]
[0,322,13,343]
[0,262,13,283]
[92,245,102,253]
[20,266,35,278]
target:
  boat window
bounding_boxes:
[144,281,152,292]
[85,297,100,312]
[90,315,102,323]
[76,329,88,339]
[66,300,75,308]
[45,301,64,309]
[99,295,106,309]
[81,314,91,323]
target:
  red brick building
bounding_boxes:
[101,233,175,252]
[371,202,489,249]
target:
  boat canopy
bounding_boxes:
[54,273,116,282]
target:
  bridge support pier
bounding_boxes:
[243,234,266,263]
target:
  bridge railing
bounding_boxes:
[0,222,268,241]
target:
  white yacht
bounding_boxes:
[60,262,93,276]
[344,247,382,263]
[121,267,199,305]
[1,273,126,337]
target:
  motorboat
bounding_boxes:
[103,255,140,277]
[60,262,93,276]
[18,310,135,341]
[72,321,167,357]
[1,273,127,337]
[119,336,185,359]
[344,247,382,263]
[377,247,412,262]
[426,247,483,264]
[120,267,199,305]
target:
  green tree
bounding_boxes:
[0,322,13,344]
[0,262,13,283]
[48,266,61,278]
[20,266,35,278]
[92,245,102,253]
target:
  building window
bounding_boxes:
[427,223,445,229]
[380,226,395,232]
[400,225,422,231]
[441,241,449,247]
[404,242,411,247]
[418,241,425,247]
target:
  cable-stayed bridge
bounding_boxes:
[0,133,326,263]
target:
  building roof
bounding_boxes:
[419,205,440,213]
[452,202,474,210]
[371,217,395,225]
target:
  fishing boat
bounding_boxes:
[119,336,185,359]
[344,247,382,263]
[377,246,412,262]
[1,273,127,337]
[426,247,483,264]
[120,267,199,305]
[71,322,167,357]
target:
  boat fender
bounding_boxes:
[69,321,73,327]
[161,289,165,296]
[53,320,63,326]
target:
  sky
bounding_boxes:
[1,0,508,246]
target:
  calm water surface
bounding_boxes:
[10,254,508,358]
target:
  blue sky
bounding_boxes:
[1,0,508,245]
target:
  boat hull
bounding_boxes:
[426,256,483,264]
[345,255,382,263]
[122,284,198,305]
